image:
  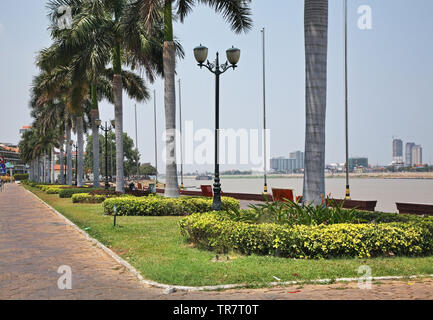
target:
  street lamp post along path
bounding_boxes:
[96,119,114,190]
[194,44,241,211]
[69,140,78,187]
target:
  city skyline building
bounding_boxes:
[412,145,423,166]
[392,138,404,165]
[271,150,304,173]
[405,142,416,166]
[348,157,369,170]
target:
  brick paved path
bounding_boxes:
[1,183,433,300]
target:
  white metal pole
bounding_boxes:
[178,79,184,190]
[135,103,139,178]
[154,90,158,184]
[344,0,351,199]
[261,27,268,194]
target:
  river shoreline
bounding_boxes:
[213,172,433,180]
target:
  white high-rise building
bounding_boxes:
[412,145,423,166]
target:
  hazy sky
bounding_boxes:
[1,0,432,173]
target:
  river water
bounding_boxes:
[179,177,433,213]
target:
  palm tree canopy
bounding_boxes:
[134,0,252,35]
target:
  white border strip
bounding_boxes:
[25,187,433,293]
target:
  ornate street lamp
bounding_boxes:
[69,140,78,186]
[194,44,241,211]
[97,120,114,190]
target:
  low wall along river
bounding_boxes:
[176,177,433,213]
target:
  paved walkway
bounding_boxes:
[1,183,433,300]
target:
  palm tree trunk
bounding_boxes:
[29,160,33,181]
[51,148,55,183]
[91,84,100,188]
[66,123,72,185]
[37,158,40,182]
[32,160,35,181]
[303,0,329,205]
[113,43,124,193]
[76,116,85,187]
[163,0,180,198]
[44,153,49,183]
[46,153,50,183]
[59,135,65,185]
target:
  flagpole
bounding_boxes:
[344,0,351,199]
[134,103,139,179]
[261,27,268,194]
[178,79,184,190]
[153,90,158,184]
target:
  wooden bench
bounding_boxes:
[200,185,213,197]
[328,199,377,212]
[396,203,433,216]
[272,188,294,202]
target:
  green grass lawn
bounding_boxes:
[25,185,433,287]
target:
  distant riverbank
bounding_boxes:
[218,172,433,180]
[178,176,433,212]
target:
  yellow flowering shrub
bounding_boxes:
[179,212,433,259]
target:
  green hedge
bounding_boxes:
[13,174,29,181]
[179,212,433,259]
[72,193,126,204]
[103,196,240,216]
[41,185,70,193]
[59,188,103,198]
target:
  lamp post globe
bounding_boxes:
[194,45,208,65]
[226,46,240,66]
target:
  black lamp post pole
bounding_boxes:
[98,121,112,190]
[213,53,222,211]
[74,144,78,187]
[196,51,238,211]
[104,122,109,190]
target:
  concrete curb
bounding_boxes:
[25,187,433,293]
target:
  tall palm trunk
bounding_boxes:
[59,135,65,185]
[76,116,85,187]
[51,148,55,183]
[29,160,33,181]
[163,0,180,198]
[302,0,329,205]
[44,153,49,183]
[113,43,125,193]
[66,122,72,185]
[91,84,100,188]
[46,153,50,183]
[37,156,40,182]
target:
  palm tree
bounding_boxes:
[31,97,68,184]
[30,69,71,184]
[302,0,329,205]
[46,0,165,192]
[129,0,252,197]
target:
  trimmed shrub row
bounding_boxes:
[72,193,130,204]
[179,212,433,259]
[103,196,240,216]
[13,174,29,181]
[59,188,103,198]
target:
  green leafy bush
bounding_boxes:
[71,193,125,204]
[13,174,29,181]
[59,188,103,198]
[103,196,240,216]
[179,211,433,259]
[41,185,70,194]
[244,199,359,226]
[180,212,433,259]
